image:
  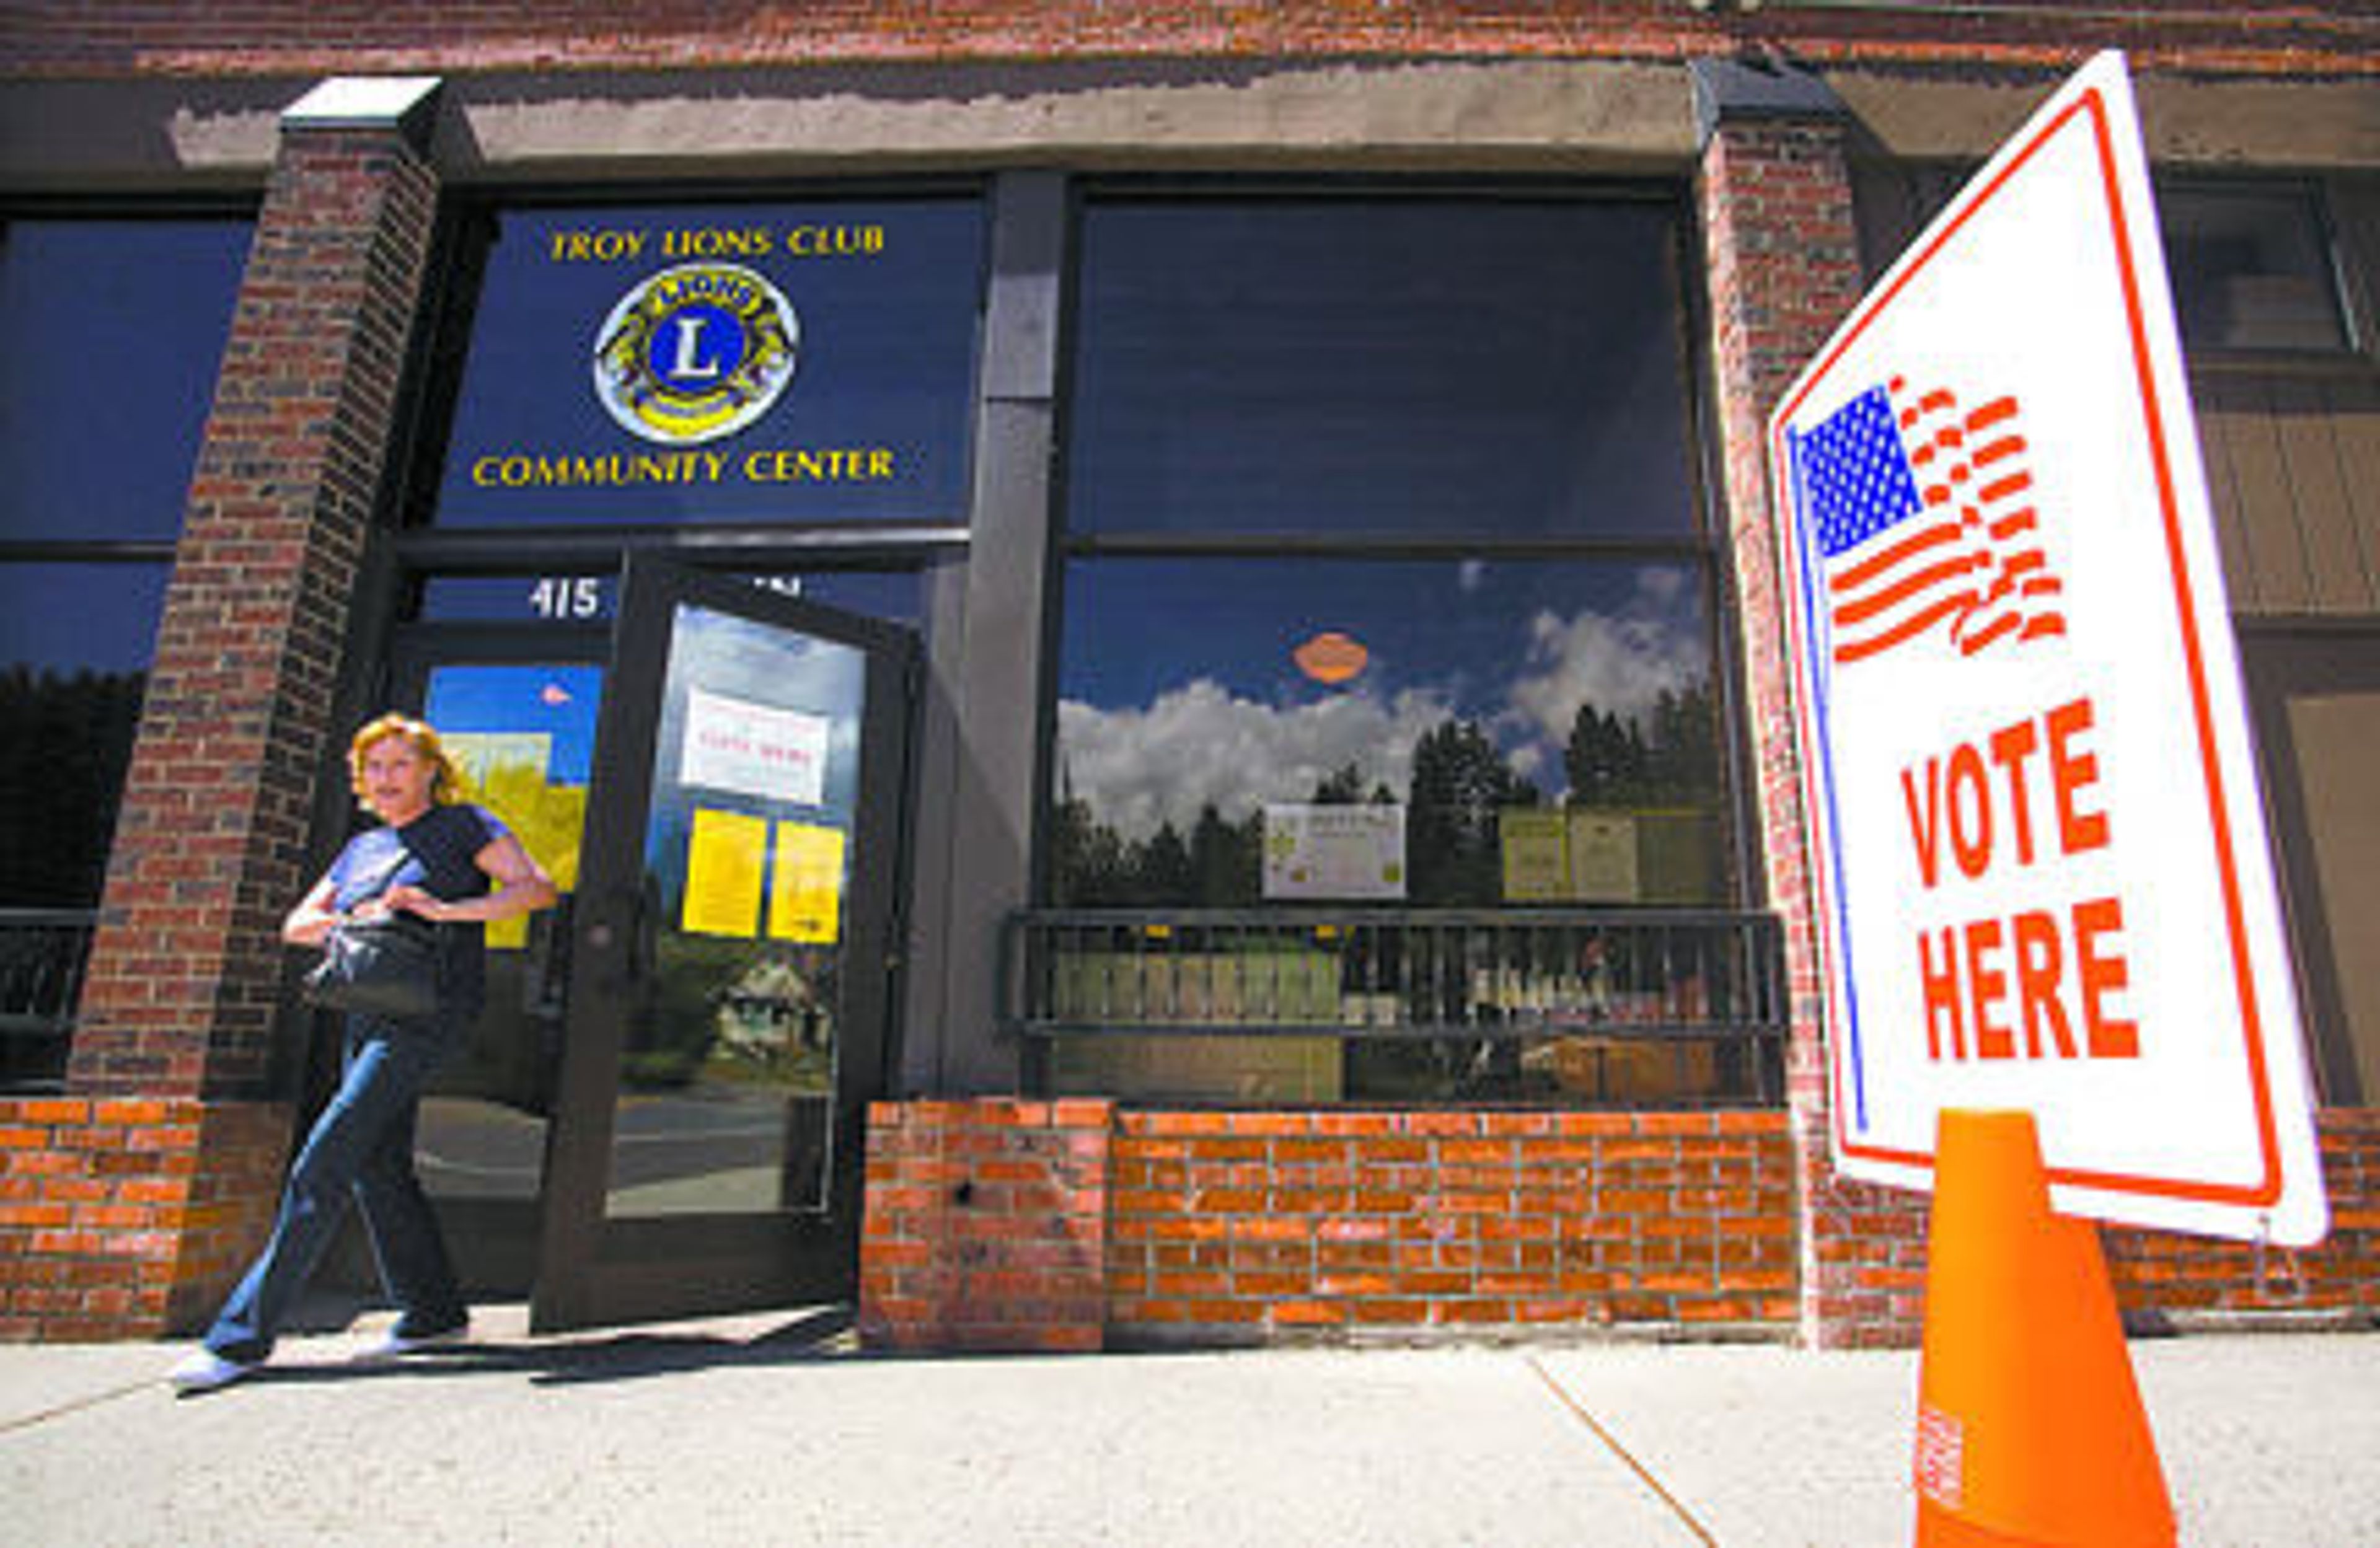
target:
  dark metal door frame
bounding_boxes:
[530,555,917,1332]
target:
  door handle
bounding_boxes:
[584,885,651,994]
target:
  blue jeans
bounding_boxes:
[204,1012,469,1363]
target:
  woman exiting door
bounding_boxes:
[384,558,916,1330]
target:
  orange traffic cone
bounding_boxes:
[1913,1109,2175,1547]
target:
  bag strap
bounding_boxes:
[353,843,413,905]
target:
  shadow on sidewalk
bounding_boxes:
[242,1303,858,1392]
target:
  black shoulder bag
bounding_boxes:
[301,845,444,1019]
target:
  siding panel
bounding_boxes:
[2208,376,2313,609]
[2198,379,2265,610]
[2199,371,2380,617]
[2275,377,2375,610]
[2329,376,2380,606]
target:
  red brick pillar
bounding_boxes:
[859,1099,1113,1353]
[0,80,443,1342]
[1692,63,1928,1347]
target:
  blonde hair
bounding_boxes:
[348,713,466,808]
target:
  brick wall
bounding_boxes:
[1106,1110,1798,1345]
[858,1100,2380,1355]
[1801,1109,2380,1346]
[855,1102,1799,1352]
[858,1098,1113,1353]
[0,1097,286,1341]
[2105,1110,2380,1327]
[6,2,2374,79]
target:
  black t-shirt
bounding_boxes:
[328,803,509,1016]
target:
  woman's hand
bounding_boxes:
[281,877,344,945]
[377,883,443,922]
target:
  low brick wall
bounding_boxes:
[857,1102,1802,1351]
[858,1098,1113,1353]
[1108,1110,1798,1345]
[0,1096,289,1342]
[860,1101,2380,1354]
[10,1095,2369,1347]
[1801,1160,1934,1349]
[1808,1109,2380,1347]
[2105,1109,2380,1328]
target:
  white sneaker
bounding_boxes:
[352,1321,469,1363]
[168,1348,261,1396]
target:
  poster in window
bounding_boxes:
[1566,811,1640,902]
[1500,809,1570,903]
[683,807,769,938]
[679,687,829,807]
[1263,804,1406,900]
[769,820,847,945]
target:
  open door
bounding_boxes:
[531,558,914,1331]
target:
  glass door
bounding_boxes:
[532,558,914,1331]
[385,638,606,1298]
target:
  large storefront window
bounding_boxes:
[0,216,250,908]
[1049,191,1739,1104]
[0,563,171,905]
[1052,556,1724,910]
[428,198,984,530]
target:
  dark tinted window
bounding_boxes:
[0,214,249,908]
[0,219,248,542]
[1066,198,1697,539]
[1856,166,2355,357]
[2161,185,2352,354]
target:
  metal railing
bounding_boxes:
[1001,907,1787,1104]
[0,908,96,1093]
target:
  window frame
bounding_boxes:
[0,200,257,917]
[2154,175,2363,363]
[1851,161,2368,366]
[1046,177,1750,912]
[0,198,258,563]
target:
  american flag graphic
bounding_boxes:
[1794,377,2066,666]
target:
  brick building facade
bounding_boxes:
[1,3,2375,1349]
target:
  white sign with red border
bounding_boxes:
[1767,52,2327,1246]
[679,687,830,808]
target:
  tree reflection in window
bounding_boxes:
[1051,557,1727,910]
[0,662,147,907]
[0,564,170,906]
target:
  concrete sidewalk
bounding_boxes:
[3,1307,2376,1546]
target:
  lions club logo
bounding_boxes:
[592,263,799,445]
